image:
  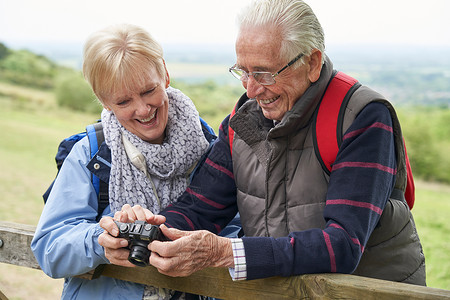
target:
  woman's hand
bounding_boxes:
[98,204,166,267]
[98,216,135,267]
[115,204,166,224]
[148,225,235,277]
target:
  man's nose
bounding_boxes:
[244,76,265,99]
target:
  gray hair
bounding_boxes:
[237,0,325,65]
[83,24,166,101]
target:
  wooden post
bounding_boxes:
[0,221,40,269]
[0,290,9,300]
[1,221,450,300]
[100,264,450,300]
[101,264,308,299]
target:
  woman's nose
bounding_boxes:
[136,99,151,116]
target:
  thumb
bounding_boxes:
[160,224,191,241]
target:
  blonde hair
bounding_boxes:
[237,0,325,65]
[83,24,166,101]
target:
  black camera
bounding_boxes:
[114,220,168,267]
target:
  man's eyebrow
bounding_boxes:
[235,64,271,72]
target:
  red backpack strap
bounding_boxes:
[314,71,415,210]
[228,93,250,156]
[313,71,360,174]
[228,103,238,155]
[403,138,415,209]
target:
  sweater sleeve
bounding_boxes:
[160,115,239,233]
[242,102,397,279]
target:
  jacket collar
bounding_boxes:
[86,141,111,184]
[269,55,334,138]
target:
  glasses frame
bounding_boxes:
[229,52,304,86]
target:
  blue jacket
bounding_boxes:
[31,120,236,299]
[31,137,147,299]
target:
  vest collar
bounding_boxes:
[231,55,334,142]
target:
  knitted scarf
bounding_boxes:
[102,86,209,215]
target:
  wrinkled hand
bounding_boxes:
[149,225,234,277]
[98,204,166,267]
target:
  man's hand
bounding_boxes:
[149,225,234,277]
[98,204,166,267]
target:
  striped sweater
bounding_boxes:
[161,101,399,280]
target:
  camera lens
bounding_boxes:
[128,240,150,267]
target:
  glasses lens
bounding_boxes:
[229,68,275,85]
[230,68,247,82]
[254,72,275,85]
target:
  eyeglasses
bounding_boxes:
[229,53,304,86]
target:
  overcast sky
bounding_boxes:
[1,0,449,48]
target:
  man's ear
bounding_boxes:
[307,49,322,83]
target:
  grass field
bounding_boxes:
[0,82,449,299]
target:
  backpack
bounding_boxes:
[228,71,415,210]
[43,122,109,220]
[43,118,217,220]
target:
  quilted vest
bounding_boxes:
[229,62,426,285]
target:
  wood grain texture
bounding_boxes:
[1,221,449,300]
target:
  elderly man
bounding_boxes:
[100,0,426,285]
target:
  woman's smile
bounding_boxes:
[138,109,157,124]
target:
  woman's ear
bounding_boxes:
[163,59,170,88]
[307,49,323,83]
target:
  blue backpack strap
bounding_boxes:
[199,117,215,137]
[86,123,102,195]
[86,122,109,219]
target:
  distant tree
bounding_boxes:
[171,79,244,130]
[55,71,102,114]
[399,107,450,183]
[0,49,57,88]
[1,49,55,76]
[0,42,9,60]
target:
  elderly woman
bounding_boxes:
[31,24,216,300]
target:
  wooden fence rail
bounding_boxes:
[1,221,449,300]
